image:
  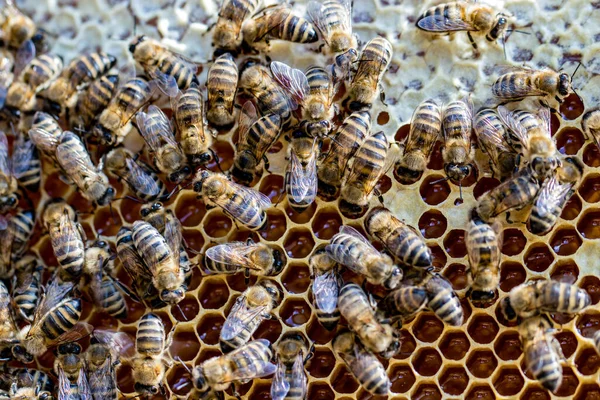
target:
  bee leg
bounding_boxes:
[374,188,385,205]
[505,212,514,224]
[263,156,272,173]
[305,343,316,362]
[232,385,242,400]
[379,86,388,106]
[467,32,480,58]
[209,148,225,174]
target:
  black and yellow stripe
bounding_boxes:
[379,286,428,321]
[98,273,128,319]
[63,52,116,86]
[40,298,81,340]
[9,210,35,261]
[425,273,464,326]
[137,313,165,356]
[14,263,42,321]
[230,339,273,376]
[75,72,119,129]
[13,136,41,192]
[537,280,590,314]
[22,54,62,88]
[132,221,172,265]
[207,53,238,127]
[158,54,198,90]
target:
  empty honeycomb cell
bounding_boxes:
[413,383,442,400]
[44,171,71,198]
[577,312,600,338]
[268,141,283,154]
[556,330,579,359]
[281,262,310,293]
[461,298,473,321]
[389,364,416,393]
[520,386,550,400]
[502,228,528,256]
[197,348,222,364]
[175,192,206,227]
[87,310,119,330]
[394,124,410,143]
[575,346,600,375]
[494,331,523,360]
[259,209,287,242]
[524,243,555,272]
[169,330,200,362]
[577,209,600,239]
[550,112,561,135]
[411,348,443,376]
[575,383,600,400]
[493,367,525,396]
[443,263,469,290]
[561,194,582,220]
[332,366,360,394]
[583,143,600,167]
[307,347,336,378]
[418,210,448,238]
[206,140,234,172]
[428,244,448,269]
[550,227,583,255]
[467,315,500,344]
[377,111,390,125]
[412,314,445,343]
[420,174,451,205]
[473,177,500,199]
[550,259,579,284]
[555,367,579,397]
[117,364,135,394]
[69,190,94,212]
[439,331,470,360]
[551,312,576,325]
[499,261,527,292]
[376,175,392,194]
[580,276,600,304]
[279,298,311,327]
[311,208,343,239]
[443,229,467,258]
[226,273,258,292]
[394,329,417,360]
[466,349,498,378]
[465,385,495,400]
[579,175,600,203]
[81,222,95,240]
[259,174,285,204]
[171,295,200,322]
[560,93,585,120]
[199,278,229,308]
[203,210,232,237]
[555,127,586,154]
[121,296,146,324]
[283,227,316,258]
[196,313,224,345]
[118,196,144,223]
[93,207,122,236]
[307,382,335,400]
[253,318,283,343]
[307,316,337,344]
[287,202,318,224]
[427,142,444,171]
[247,382,271,400]
[439,366,469,396]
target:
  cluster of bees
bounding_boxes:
[0,0,599,398]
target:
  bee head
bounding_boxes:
[470,289,496,302]
[160,287,186,304]
[57,342,82,355]
[141,202,163,217]
[134,382,160,395]
[189,151,213,166]
[489,15,509,41]
[445,163,471,183]
[192,367,209,392]
[558,72,572,97]
[193,170,210,192]
[38,392,52,400]
[383,266,403,290]
[500,297,517,322]
[11,345,34,364]
[91,123,114,146]
[169,165,192,184]
[128,35,147,54]
[98,187,116,206]
[32,28,51,54]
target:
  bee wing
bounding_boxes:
[534,175,572,217]
[493,66,548,98]
[313,270,339,313]
[270,61,309,106]
[136,105,177,153]
[0,131,11,178]
[123,158,161,198]
[340,225,377,251]
[270,358,291,400]
[29,279,75,333]
[56,132,98,188]
[417,13,475,32]
[475,113,511,161]
[238,101,259,145]
[288,143,317,204]
[11,134,36,179]
[536,106,552,137]
[147,66,180,97]
[221,296,268,340]
[497,106,530,151]
[0,214,7,231]
[58,366,73,400]
[465,220,481,268]
[29,127,60,156]
[88,358,114,394]
[229,339,277,380]
[51,209,82,271]
[163,215,183,259]
[292,352,307,396]
[47,322,94,348]
[206,242,263,270]
[226,180,273,210]
[93,329,136,359]
[493,65,536,76]
[116,231,154,282]
[14,39,35,75]
[78,368,93,400]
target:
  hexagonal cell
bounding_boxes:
[87,309,119,330]
[549,227,582,256]
[253,318,283,343]
[550,259,579,284]
[206,140,235,171]
[182,229,205,257]
[429,244,447,270]
[331,366,359,394]
[166,363,193,396]
[117,364,135,394]
[555,367,579,397]
[411,348,442,376]
[203,210,232,237]
[377,175,392,195]
[499,261,527,292]
[283,227,316,259]
[556,330,578,359]
[439,331,470,360]
[196,313,224,345]
[427,141,444,170]
[575,347,600,375]
[461,297,473,322]
[226,272,257,292]
[413,383,442,400]
[311,208,342,239]
[412,314,444,343]
[286,201,318,224]
[389,364,415,393]
[577,209,600,239]
[467,314,499,344]
[420,174,451,205]
[561,194,582,220]
[575,383,600,400]
[524,243,554,272]
[169,330,200,362]
[494,331,522,361]
[493,367,525,397]
[584,143,600,167]
[121,296,146,324]
[502,228,527,256]
[473,177,500,199]
[443,229,467,258]
[580,276,600,304]
[307,347,336,378]
[443,263,469,290]
[171,296,200,322]
[579,174,600,203]
[307,382,335,400]
[260,209,287,241]
[307,316,337,345]
[440,366,469,396]
[551,312,575,325]
[93,207,122,236]
[418,210,447,238]
[259,174,285,203]
[197,348,222,364]
[465,385,495,400]
[519,385,550,400]
[394,329,417,360]
[560,93,584,120]
[199,278,229,309]
[175,192,206,227]
[555,127,585,155]
[281,263,310,294]
[279,298,311,327]
[248,382,271,400]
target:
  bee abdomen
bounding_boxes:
[160,55,197,90]
[24,54,61,88]
[219,317,259,352]
[314,306,340,331]
[116,78,151,112]
[10,210,35,259]
[137,313,165,355]
[527,343,562,391]
[67,52,116,86]
[177,86,203,127]
[386,227,432,267]
[338,283,371,323]
[426,274,463,326]
[468,224,499,266]
[541,281,591,314]
[380,286,428,318]
[99,275,127,319]
[132,221,171,263]
[41,298,82,340]
[443,101,472,138]
[412,100,442,133]
[14,148,41,192]
[79,73,119,126]
[356,360,391,395]
[277,15,318,43]
[306,66,330,93]
[492,73,532,98]
[14,272,41,321]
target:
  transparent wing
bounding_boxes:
[465,220,481,268]
[475,111,511,157]
[14,39,35,75]
[270,61,309,106]
[417,14,475,32]
[29,127,60,155]
[288,144,317,204]
[291,353,307,398]
[136,105,177,153]
[77,368,92,400]
[537,106,552,138]
[11,134,36,179]
[238,101,259,146]
[270,359,290,400]
[30,279,74,333]
[58,367,72,400]
[147,66,179,97]
[221,295,268,341]
[229,339,277,380]
[124,158,162,198]
[116,228,154,281]
[56,132,98,188]
[313,270,339,313]
[48,322,94,348]
[535,176,572,217]
[338,225,377,251]
[163,214,183,260]
[206,242,263,270]
[93,329,136,359]
[497,106,530,151]
[0,131,10,177]
[88,359,113,395]
[51,210,82,276]
[493,65,536,76]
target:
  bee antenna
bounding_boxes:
[113,195,144,204]
[571,61,583,80]
[167,181,193,200]
[175,356,192,373]
[430,176,449,185]
[502,31,508,61]
[209,148,224,173]
[175,303,188,321]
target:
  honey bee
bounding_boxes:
[192,339,276,395]
[519,316,564,391]
[327,225,401,289]
[91,77,152,146]
[416,2,508,57]
[329,48,359,86]
[582,108,600,148]
[43,52,117,109]
[104,147,167,203]
[442,97,474,189]
[271,332,310,400]
[423,271,464,326]
[0,280,20,352]
[528,157,583,235]
[9,368,54,395]
[43,199,86,281]
[129,35,198,96]
[8,382,53,400]
[307,0,356,54]
[132,312,172,396]
[309,248,341,331]
[476,165,541,223]
[137,104,191,184]
[238,63,294,122]
[0,0,36,50]
[173,83,213,165]
[193,169,272,230]
[12,255,42,322]
[206,53,238,128]
[69,70,119,130]
[285,131,318,212]
[242,5,318,48]
[376,286,428,326]
[212,0,261,52]
[54,342,91,400]
[0,209,35,280]
[0,131,17,211]
[466,212,502,303]
[205,239,284,277]
[501,280,591,322]
[395,99,442,181]
[56,131,115,206]
[473,108,518,180]
[348,37,393,110]
[220,279,281,352]
[332,331,391,395]
[492,66,573,104]
[338,283,399,358]
[318,110,370,197]
[0,54,14,110]
[365,207,432,268]
[28,111,62,158]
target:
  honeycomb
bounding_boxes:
[4,0,600,398]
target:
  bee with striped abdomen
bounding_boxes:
[91,76,152,146]
[220,279,281,352]
[416,2,508,57]
[10,368,54,395]
[376,286,428,326]
[193,169,272,230]
[0,0,38,50]
[442,97,474,190]
[193,339,276,394]
[327,225,402,289]
[69,70,119,130]
[212,0,261,52]
[205,239,284,277]
[0,209,35,280]
[493,66,573,104]
[307,0,356,54]
[12,255,42,322]
[348,37,393,110]
[474,108,518,181]
[28,111,63,159]
[206,53,238,128]
[0,130,40,212]
[137,104,191,184]
[466,211,502,304]
[582,108,600,148]
[104,147,167,203]
[333,331,391,395]
[54,342,91,400]
[285,130,318,213]
[338,283,399,358]
[309,248,341,331]
[329,48,358,86]
[129,35,198,96]
[423,271,464,326]
[271,332,310,400]
[318,110,370,198]
[173,83,213,165]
